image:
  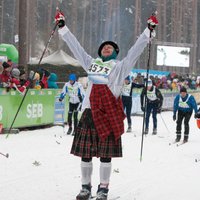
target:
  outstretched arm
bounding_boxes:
[111,14,158,85]
[55,12,93,71]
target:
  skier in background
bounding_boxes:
[55,10,158,200]
[59,73,85,135]
[121,75,144,132]
[173,86,198,143]
[140,79,163,135]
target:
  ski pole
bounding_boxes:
[159,112,171,135]
[7,22,58,137]
[140,30,152,162]
[0,152,9,158]
[140,11,158,161]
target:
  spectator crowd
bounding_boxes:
[0,60,58,94]
[1,59,200,94]
[131,72,199,91]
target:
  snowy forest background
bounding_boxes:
[0,0,200,74]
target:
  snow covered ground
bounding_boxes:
[1,111,200,200]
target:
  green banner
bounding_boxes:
[0,89,68,129]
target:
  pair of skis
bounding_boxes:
[76,196,120,200]
[169,140,188,147]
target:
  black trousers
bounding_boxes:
[176,110,192,140]
[68,102,80,129]
[122,96,132,126]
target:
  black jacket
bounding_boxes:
[140,86,163,108]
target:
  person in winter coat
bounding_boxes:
[9,68,30,94]
[122,75,144,132]
[37,68,50,89]
[173,86,198,143]
[59,73,85,135]
[0,62,12,87]
[140,79,163,135]
[48,73,58,89]
[55,10,158,200]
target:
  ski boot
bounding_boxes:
[76,184,91,200]
[175,136,181,143]
[96,185,109,200]
[152,128,157,135]
[67,127,72,135]
[183,136,188,143]
[126,126,132,133]
[72,130,75,136]
[72,126,77,136]
[144,128,149,135]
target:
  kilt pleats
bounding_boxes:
[70,109,122,158]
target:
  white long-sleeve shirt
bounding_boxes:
[60,81,85,104]
[58,26,151,111]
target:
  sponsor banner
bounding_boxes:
[0,89,68,129]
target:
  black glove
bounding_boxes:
[195,112,200,119]
[57,19,65,28]
[195,109,200,119]
[173,114,176,121]
[141,106,145,112]
[78,95,83,103]
[59,98,63,102]
[157,107,162,113]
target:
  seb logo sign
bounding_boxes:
[0,104,43,120]
[26,103,43,118]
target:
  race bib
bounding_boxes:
[87,59,115,84]
[68,86,78,97]
[179,102,189,108]
[122,84,131,96]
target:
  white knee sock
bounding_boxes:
[99,162,112,187]
[81,161,93,185]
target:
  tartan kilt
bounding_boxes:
[90,84,125,141]
[70,109,122,158]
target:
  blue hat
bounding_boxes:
[125,76,130,81]
[69,73,76,81]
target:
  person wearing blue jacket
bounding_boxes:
[173,86,198,143]
[59,74,85,135]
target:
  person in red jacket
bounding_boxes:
[0,62,12,87]
[10,68,30,94]
[38,68,50,89]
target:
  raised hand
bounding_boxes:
[55,9,65,28]
[147,11,158,31]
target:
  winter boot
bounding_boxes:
[126,126,132,133]
[144,128,149,135]
[72,126,77,136]
[175,136,181,142]
[76,184,91,200]
[96,185,109,200]
[183,136,188,143]
[67,127,72,135]
[152,128,157,135]
[72,130,75,136]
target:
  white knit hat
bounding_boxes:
[11,68,20,79]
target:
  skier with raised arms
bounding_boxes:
[55,10,158,200]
